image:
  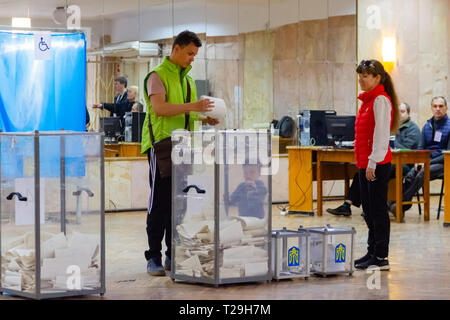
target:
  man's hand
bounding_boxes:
[92,103,102,109]
[203,116,220,126]
[366,167,376,181]
[194,99,214,113]
[414,163,423,172]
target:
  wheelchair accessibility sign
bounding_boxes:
[34,32,52,60]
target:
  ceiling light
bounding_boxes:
[12,17,31,28]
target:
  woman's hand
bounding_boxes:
[366,167,376,181]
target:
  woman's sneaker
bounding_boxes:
[355,256,390,271]
[354,252,373,267]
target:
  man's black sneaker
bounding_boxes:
[355,256,390,271]
[164,256,171,271]
[388,202,412,216]
[326,204,351,216]
[354,253,373,267]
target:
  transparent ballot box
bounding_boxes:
[307,225,355,277]
[171,130,272,286]
[0,131,105,299]
[271,227,310,280]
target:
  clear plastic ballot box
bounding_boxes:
[170,130,273,286]
[306,225,355,277]
[0,131,105,299]
[271,227,310,280]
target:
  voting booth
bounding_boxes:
[171,130,272,286]
[0,131,105,299]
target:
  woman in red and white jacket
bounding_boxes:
[353,60,399,271]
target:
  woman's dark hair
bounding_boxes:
[357,59,399,133]
[172,30,202,51]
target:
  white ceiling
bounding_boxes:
[0,0,172,20]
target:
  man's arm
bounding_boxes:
[394,124,421,149]
[418,130,426,150]
[150,93,213,117]
[101,100,131,116]
[429,134,450,165]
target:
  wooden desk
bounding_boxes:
[104,142,146,158]
[287,146,358,215]
[288,146,432,223]
[443,151,450,227]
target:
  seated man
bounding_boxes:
[327,102,421,216]
[389,96,450,214]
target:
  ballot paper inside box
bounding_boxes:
[171,130,272,286]
[306,225,356,277]
[0,131,105,299]
[271,227,310,280]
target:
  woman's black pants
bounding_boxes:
[359,163,391,258]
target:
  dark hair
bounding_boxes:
[115,76,127,88]
[172,30,202,51]
[431,96,447,106]
[401,102,411,114]
[357,59,399,133]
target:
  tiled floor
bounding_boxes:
[2,196,450,300]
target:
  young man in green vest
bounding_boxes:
[142,30,219,276]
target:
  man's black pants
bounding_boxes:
[144,151,172,262]
[403,163,444,202]
[359,163,391,258]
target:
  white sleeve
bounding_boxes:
[368,96,392,169]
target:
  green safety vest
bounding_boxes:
[141,56,199,154]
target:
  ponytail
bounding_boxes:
[382,72,399,134]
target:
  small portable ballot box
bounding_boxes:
[271,227,310,280]
[306,225,355,277]
[0,131,106,299]
[171,130,273,286]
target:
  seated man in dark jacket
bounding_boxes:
[327,102,421,217]
[389,96,450,214]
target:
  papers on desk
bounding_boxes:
[1,231,100,292]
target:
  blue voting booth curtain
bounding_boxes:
[0,31,87,178]
[0,31,86,132]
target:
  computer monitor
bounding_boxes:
[132,112,146,142]
[325,115,356,148]
[101,117,122,142]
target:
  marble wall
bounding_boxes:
[90,14,357,130]
[202,14,357,128]
[358,0,450,129]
